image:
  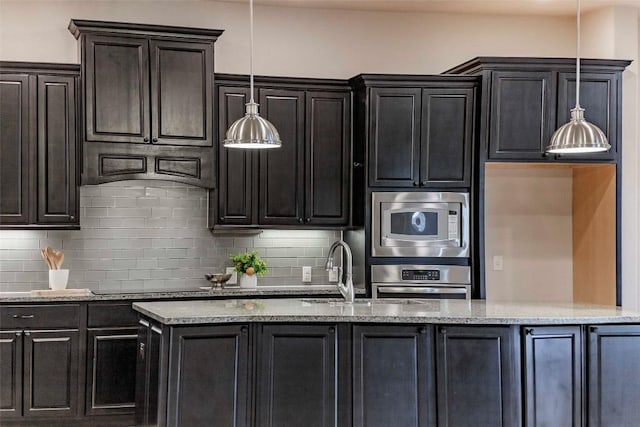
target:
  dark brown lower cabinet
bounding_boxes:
[257,324,339,427]
[435,325,521,427]
[0,331,22,418]
[523,326,582,427]
[135,319,163,427]
[352,325,436,427]
[167,324,250,427]
[23,329,79,418]
[86,328,138,416]
[588,324,640,427]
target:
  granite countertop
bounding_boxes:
[132,298,640,326]
[0,285,364,303]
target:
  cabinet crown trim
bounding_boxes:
[445,56,632,75]
[68,19,224,41]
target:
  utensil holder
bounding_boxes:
[49,269,69,290]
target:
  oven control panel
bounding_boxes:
[402,269,440,281]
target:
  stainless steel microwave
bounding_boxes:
[371,192,470,258]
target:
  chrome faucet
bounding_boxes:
[325,240,355,304]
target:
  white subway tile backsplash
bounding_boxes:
[0,181,340,290]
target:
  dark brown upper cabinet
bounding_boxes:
[0,62,79,229]
[68,20,222,188]
[212,75,352,228]
[351,75,477,189]
[446,57,630,162]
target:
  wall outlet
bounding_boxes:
[328,266,340,283]
[225,267,238,285]
[493,255,504,271]
[302,266,312,283]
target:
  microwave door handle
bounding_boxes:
[378,286,468,295]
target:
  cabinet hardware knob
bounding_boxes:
[298,218,304,224]
[353,162,364,167]
[139,342,145,359]
[219,216,225,222]
[241,326,248,333]
[439,327,447,334]
[24,331,31,336]
[305,218,311,223]
[418,327,427,334]
[70,216,75,220]
[328,327,336,333]
[152,138,158,143]
[542,152,550,158]
[590,326,598,333]
[12,314,34,319]
[421,181,428,187]
[413,181,418,187]
[143,137,149,142]
[525,328,534,335]
[15,332,21,337]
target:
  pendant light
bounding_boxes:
[224,0,281,149]
[546,0,611,154]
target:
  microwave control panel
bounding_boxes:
[402,269,441,281]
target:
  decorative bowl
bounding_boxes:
[204,273,233,288]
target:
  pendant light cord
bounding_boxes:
[249,0,255,104]
[576,0,581,109]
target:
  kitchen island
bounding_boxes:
[133,299,640,427]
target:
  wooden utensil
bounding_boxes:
[41,249,53,270]
[52,250,64,269]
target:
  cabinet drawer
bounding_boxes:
[0,304,79,329]
[88,303,138,328]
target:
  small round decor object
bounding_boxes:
[204,273,233,288]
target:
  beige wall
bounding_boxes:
[0,0,575,77]
[485,167,574,302]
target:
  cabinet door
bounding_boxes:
[36,75,78,225]
[352,325,436,427]
[488,71,556,160]
[368,87,422,187]
[588,325,640,427]
[0,331,22,419]
[217,86,255,225]
[167,324,250,427]
[0,73,30,226]
[436,325,521,427]
[257,324,338,427]
[523,326,582,427]
[23,329,79,418]
[420,88,474,187]
[135,320,164,427]
[258,89,305,225]
[557,72,618,161]
[84,34,150,144]
[305,91,351,225]
[150,39,213,146]
[86,328,137,416]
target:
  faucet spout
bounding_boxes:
[325,240,355,304]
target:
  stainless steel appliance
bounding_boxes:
[371,192,470,258]
[371,264,470,300]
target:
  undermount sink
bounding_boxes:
[299,298,433,307]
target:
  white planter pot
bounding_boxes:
[239,274,258,288]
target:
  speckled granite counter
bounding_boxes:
[0,285,364,303]
[132,298,640,325]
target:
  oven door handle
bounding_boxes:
[377,286,468,295]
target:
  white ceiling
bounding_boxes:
[219,0,640,16]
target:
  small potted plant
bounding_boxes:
[230,251,268,288]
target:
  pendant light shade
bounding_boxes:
[224,102,281,149]
[546,0,610,154]
[547,107,610,153]
[224,0,281,149]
